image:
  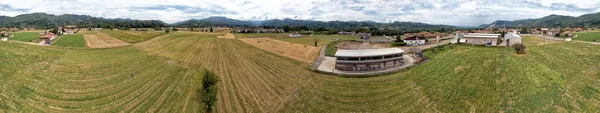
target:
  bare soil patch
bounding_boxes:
[84,33,130,48]
[336,41,390,50]
[238,38,319,63]
[217,33,236,39]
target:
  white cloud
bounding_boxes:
[0,0,599,26]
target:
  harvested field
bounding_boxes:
[235,33,359,47]
[3,31,600,112]
[0,42,204,112]
[217,33,235,39]
[100,30,166,43]
[336,41,390,50]
[135,33,314,112]
[238,38,319,63]
[84,33,130,48]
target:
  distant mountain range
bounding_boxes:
[173,17,457,31]
[480,12,600,28]
[0,13,167,29]
[1,13,458,31]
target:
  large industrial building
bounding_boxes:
[334,48,405,71]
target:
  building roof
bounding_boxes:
[504,33,521,40]
[404,36,425,40]
[463,35,500,39]
[465,33,501,36]
[335,48,404,57]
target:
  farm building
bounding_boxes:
[461,33,501,46]
[404,35,426,45]
[39,33,56,44]
[503,33,522,46]
[335,48,405,71]
[289,32,301,38]
[1,32,9,41]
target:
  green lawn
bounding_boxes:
[8,32,40,43]
[324,39,344,57]
[574,32,600,42]
[100,30,166,43]
[235,33,359,47]
[53,34,86,47]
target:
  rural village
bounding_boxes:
[1,1,600,112]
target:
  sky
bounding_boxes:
[1,0,600,26]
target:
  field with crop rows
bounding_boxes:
[100,30,166,43]
[53,34,86,47]
[135,32,315,112]
[1,31,600,112]
[0,41,204,112]
[235,33,358,47]
[84,32,130,48]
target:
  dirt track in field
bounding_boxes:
[84,32,130,48]
[238,38,319,63]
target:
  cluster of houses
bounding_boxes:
[402,32,448,46]
[1,32,14,41]
[529,27,584,37]
[233,28,284,33]
[0,27,36,32]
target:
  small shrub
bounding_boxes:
[390,41,407,47]
[202,69,219,112]
[512,43,527,54]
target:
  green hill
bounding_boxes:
[480,12,600,28]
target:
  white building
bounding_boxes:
[335,48,405,71]
[404,36,426,46]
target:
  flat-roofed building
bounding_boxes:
[335,48,404,71]
[462,33,501,45]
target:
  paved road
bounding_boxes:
[311,40,336,69]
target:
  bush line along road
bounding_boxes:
[1,31,600,112]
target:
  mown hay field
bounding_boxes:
[238,38,320,63]
[235,33,359,47]
[137,32,600,112]
[1,32,600,112]
[84,32,130,48]
[100,30,166,43]
[0,41,204,112]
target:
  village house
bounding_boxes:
[404,35,426,46]
[547,28,559,36]
[232,28,283,33]
[39,32,56,44]
[289,32,301,38]
[1,32,10,41]
[8,27,19,32]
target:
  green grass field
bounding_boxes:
[1,32,600,112]
[8,32,40,43]
[52,34,86,47]
[235,33,358,47]
[574,32,600,42]
[100,30,167,43]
